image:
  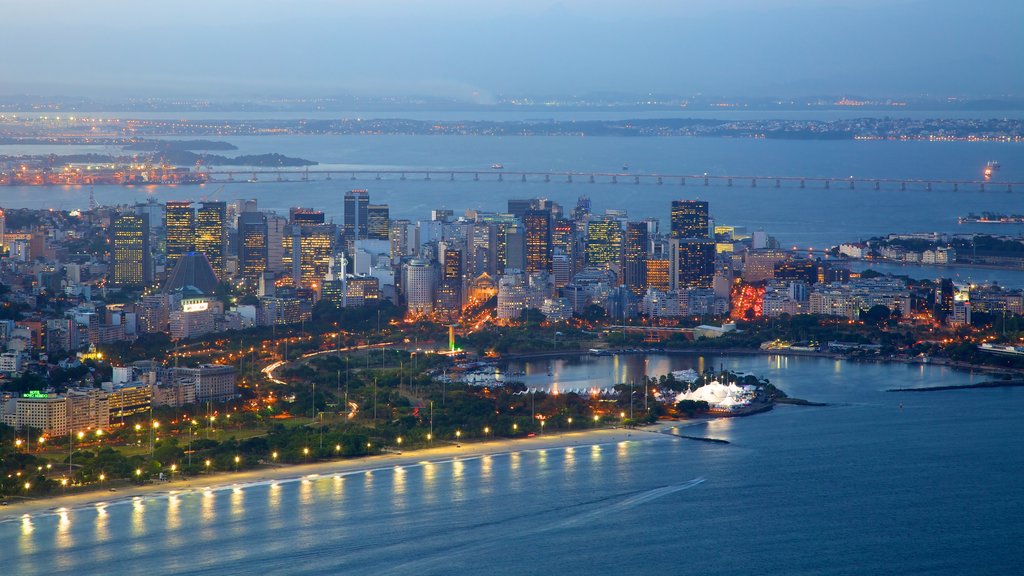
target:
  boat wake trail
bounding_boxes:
[549,478,705,531]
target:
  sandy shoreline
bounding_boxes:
[1,423,687,522]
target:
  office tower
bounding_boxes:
[436,247,463,318]
[573,195,592,222]
[504,223,526,272]
[164,201,194,270]
[367,204,390,240]
[344,189,370,246]
[285,220,336,289]
[111,212,151,287]
[238,212,268,283]
[404,258,435,314]
[195,201,227,277]
[585,217,623,270]
[265,214,288,274]
[507,199,536,220]
[523,209,552,274]
[624,221,649,296]
[389,219,415,259]
[670,239,716,290]
[646,258,671,293]
[670,200,710,239]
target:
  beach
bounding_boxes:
[0,423,683,523]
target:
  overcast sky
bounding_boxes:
[4,0,1022,100]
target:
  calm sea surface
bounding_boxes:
[3,355,1022,576]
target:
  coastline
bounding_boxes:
[1,423,691,523]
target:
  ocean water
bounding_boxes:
[4,356,1022,575]
[3,133,1023,254]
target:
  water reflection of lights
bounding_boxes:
[167,495,181,532]
[591,444,602,462]
[231,485,245,516]
[21,514,33,534]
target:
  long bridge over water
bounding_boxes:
[203,168,1021,192]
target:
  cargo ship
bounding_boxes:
[983,160,1000,178]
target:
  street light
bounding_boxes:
[234,455,241,471]
[567,417,573,430]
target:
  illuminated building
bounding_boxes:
[670,239,716,290]
[624,221,649,296]
[259,296,308,325]
[507,199,537,220]
[497,273,528,321]
[774,258,818,285]
[436,247,464,318]
[174,364,237,402]
[67,388,110,432]
[389,219,415,259]
[322,276,381,308]
[104,382,152,418]
[404,258,435,314]
[164,201,194,269]
[368,204,390,240]
[284,220,336,289]
[111,212,152,287]
[344,189,370,247]
[290,207,325,224]
[169,300,215,340]
[468,273,498,305]
[195,201,227,276]
[523,209,552,274]
[585,218,623,270]
[11,393,69,435]
[238,212,268,283]
[671,200,709,239]
[645,258,671,293]
[551,218,578,276]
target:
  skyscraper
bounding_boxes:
[367,204,390,241]
[111,213,151,287]
[344,189,370,247]
[238,212,268,283]
[436,246,463,318]
[523,209,552,274]
[624,221,649,296]
[670,239,716,290]
[165,201,194,270]
[670,200,709,239]
[404,258,435,315]
[195,201,227,277]
[285,220,336,289]
[585,217,623,270]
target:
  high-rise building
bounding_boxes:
[238,212,268,283]
[670,239,716,290]
[404,258,435,314]
[436,247,463,318]
[111,212,152,287]
[504,223,526,272]
[670,200,709,239]
[265,214,288,274]
[523,209,552,274]
[573,196,591,221]
[284,221,336,289]
[646,258,671,293]
[344,189,370,245]
[367,204,390,240]
[389,219,415,259]
[585,218,623,270]
[164,201,194,270]
[624,221,649,296]
[195,201,227,277]
[507,199,537,221]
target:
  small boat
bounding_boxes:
[491,163,504,170]
[983,161,1000,178]
[622,164,630,171]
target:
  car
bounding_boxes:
[527,433,536,437]
[109,488,117,492]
